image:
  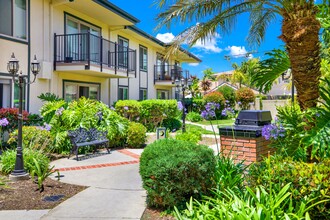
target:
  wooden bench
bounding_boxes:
[67,127,110,161]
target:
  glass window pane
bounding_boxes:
[89,86,98,99]
[14,83,26,109]
[65,84,78,102]
[0,1,13,36]
[14,0,26,39]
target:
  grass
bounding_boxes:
[185,124,214,135]
[194,119,235,126]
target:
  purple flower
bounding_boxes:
[201,102,220,120]
[262,123,285,140]
[0,118,9,127]
[124,106,129,110]
[55,107,64,116]
[44,123,51,131]
[110,106,115,110]
[225,100,230,103]
[177,101,184,111]
[221,109,227,116]
[237,101,242,105]
[316,113,320,117]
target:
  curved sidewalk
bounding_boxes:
[0,149,146,220]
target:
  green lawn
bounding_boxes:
[194,119,235,126]
[185,124,214,135]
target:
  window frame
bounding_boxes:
[139,88,147,100]
[63,80,101,102]
[0,0,28,41]
[118,86,129,100]
[139,45,148,71]
[156,89,169,100]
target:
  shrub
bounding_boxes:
[140,99,179,131]
[175,130,202,144]
[7,126,53,152]
[191,98,205,113]
[26,114,44,126]
[236,87,255,110]
[203,91,225,108]
[40,97,128,153]
[0,108,29,133]
[217,85,236,107]
[126,122,147,148]
[248,156,330,219]
[186,111,203,122]
[0,148,50,175]
[115,100,141,121]
[161,118,182,132]
[140,139,216,209]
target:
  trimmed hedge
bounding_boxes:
[140,139,216,209]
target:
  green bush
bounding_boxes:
[248,156,330,219]
[217,85,236,107]
[115,100,141,121]
[203,91,225,108]
[186,111,203,122]
[140,99,179,131]
[7,126,53,152]
[140,139,216,209]
[175,183,318,219]
[40,97,128,153]
[161,118,182,131]
[126,122,147,148]
[236,87,255,110]
[0,148,50,175]
[191,98,205,113]
[175,130,202,144]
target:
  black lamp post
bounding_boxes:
[7,53,40,180]
[175,77,192,133]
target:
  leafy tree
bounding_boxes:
[155,0,323,110]
[231,58,259,88]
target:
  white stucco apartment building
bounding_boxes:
[0,0,201,113]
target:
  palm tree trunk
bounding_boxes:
[280,3,321,110]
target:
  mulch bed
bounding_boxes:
[0,176,86,210]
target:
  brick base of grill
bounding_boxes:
[220,136,275,166]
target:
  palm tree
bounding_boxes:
[231,58,259,88]
[200,68,216,94]
[155,0,322,110]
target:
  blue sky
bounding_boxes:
[110,0,284,78]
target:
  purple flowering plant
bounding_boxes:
[201,102,220,153]
[0,118,9,149]
[262,118,286,141]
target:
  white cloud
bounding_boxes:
[193,36,222,53]
[156,33,175,43]
[225,46,253,59]
[188,63,199,66]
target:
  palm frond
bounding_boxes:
[250,49,290,93]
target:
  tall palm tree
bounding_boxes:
[155,0,322,110]
[231,58,259,88]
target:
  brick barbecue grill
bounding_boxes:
[218,110,274,166]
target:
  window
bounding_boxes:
[0,0,27,39]
[0,79,12,108]
[118,36,129,68]
[65,15,101,62]
[139,46,148,71]
[14,82,26,109]
[118,86,128,100]
[157,90,169,100]
[64,81,100,102]
[139,89,147,100]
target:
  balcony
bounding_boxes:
[154,65,189,87]
[54,32,136,78]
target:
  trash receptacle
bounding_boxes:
[218,110,275,165]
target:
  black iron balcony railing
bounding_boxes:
[154,65,189,84]
[54,32,136,76]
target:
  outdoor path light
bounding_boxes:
[7,53,40,181]
[175,76,192,133]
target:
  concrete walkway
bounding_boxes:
[0,149,146,220]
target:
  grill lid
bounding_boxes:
[235,110,272,126]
